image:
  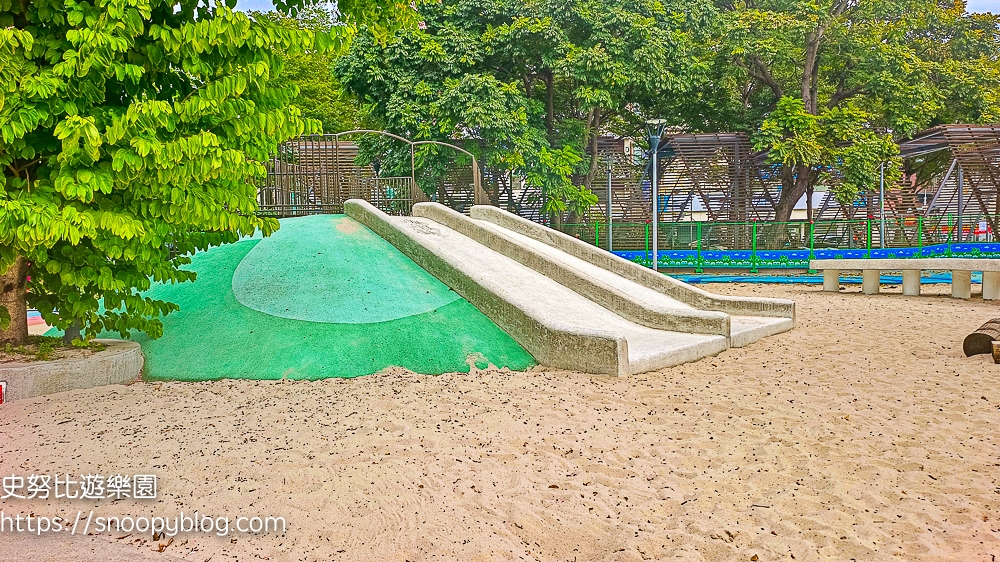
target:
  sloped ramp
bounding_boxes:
[345,200,794,375]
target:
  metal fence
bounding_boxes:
[257,132,489,217]
[551,215,1000,270]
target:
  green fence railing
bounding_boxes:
[550,215,1000,270]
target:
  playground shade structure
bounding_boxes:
[89,215,534,381]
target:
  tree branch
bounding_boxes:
[802,0,854,113]
[6,158,41,178]
[828,85,865,108]
[748,56,783,99]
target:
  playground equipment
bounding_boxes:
[345,199,794,375]
[595,133,782,224]
[589,125,1000,239]
[818,125,1000,232]
[582,125,1000,267]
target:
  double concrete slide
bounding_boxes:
[346,200,795,375]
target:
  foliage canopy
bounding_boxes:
[257,4,371,133]
[708,0,1000,219]
[0,0,405,344]
[336,0,711,217]
[338,0,1000,221]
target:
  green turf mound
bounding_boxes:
[232,216,460,323]
[101,214,534,381]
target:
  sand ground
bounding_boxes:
[1,283,999,561]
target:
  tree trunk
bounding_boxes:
[544,70,555,145]
[0,256,29,345]
[766,167,813,249]
[62,323,82,345]
[774,165,811,223]
[806,184,814,222]
[550,208,563,230]
[583,107,601,192]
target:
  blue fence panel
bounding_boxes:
[614,242,1000,270]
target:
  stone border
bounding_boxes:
[0,340,143,402]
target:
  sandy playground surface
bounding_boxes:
[1,283,999,561]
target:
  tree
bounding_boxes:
[754,97,901,209]
[258,4,369,133]
[0,0,390,345]
[335,0,711,218]
[708,0,1000,221]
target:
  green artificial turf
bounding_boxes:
[67,215,535,381]
[232,216,461,323]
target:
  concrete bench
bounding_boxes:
[809,258,1000,299]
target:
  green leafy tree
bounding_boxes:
[755,97,901,207]
[336,0,710,218]
[258,4,369,133]
[709,0,1000,221]
[0,0,413,345]
[524,146,595,217]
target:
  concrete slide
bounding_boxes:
[345,200,794,375]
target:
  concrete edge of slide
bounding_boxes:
[0,340,143,401]
[344,199,630,375]
[412,203,730,336]
[730,318,796,348]
[470,205,796,321]
[627,336,730,375]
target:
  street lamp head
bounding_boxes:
[645,118,668,150]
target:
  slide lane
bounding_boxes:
[346,200,793,375]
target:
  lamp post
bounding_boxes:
[957,166,964,243]
[646,119,668,271]
[606,155,613,252]
[879,162,885,249]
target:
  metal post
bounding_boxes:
[879,162,885,249]
[957,166,964,243]
[410,143,417,208]
[595,222,600,247]
[644,221,650,267]
[606,156,613,252]
[471,155,487,206]
[917,216,923,254]
[335,136,342,208]
[695,221,703,273]
[867,218,872,258]
[652,146,659,271]
[948,214,954,255]
[645,119,666,271]
[751,221,758,273]
[807,221,816,273]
